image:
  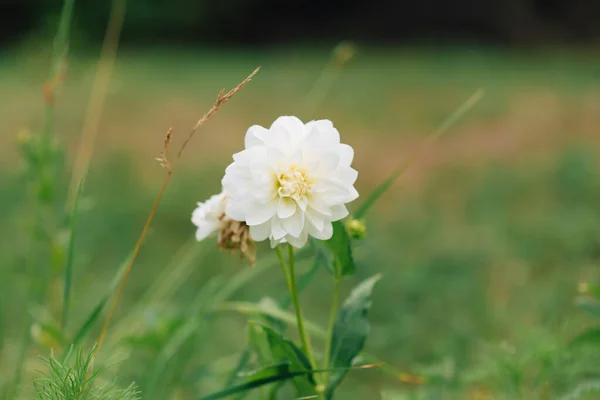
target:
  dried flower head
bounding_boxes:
[192,191,256,265]
[217,219,256,266]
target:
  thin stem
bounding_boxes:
[275,246,291,290]
[67,0,125,208]
[322,276,341,384]
[94,171,172,356]
[280,244,323,394]
[92,68,257,359]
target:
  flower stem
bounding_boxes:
[276,244,323,395]
[322,275,341,384]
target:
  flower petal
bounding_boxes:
[338,167,358,185]
[195,221,219,241]
[330,204,349,220]
[305,209,325,231]
[306,119,340,145]
[286,231,309,248]
[271,216,287,240]
[277,197,296,219]
[245,199,278,226]
[245,125,269,148]
[225,199,247,221]
[250,220,271,241]
[309,220,333,240]
[338,143,354,166]
[281,209,304,237]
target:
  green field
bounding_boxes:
[2,47,600,399]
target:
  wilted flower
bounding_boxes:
[218,219,256,266]
[192,191,256,264]
[222,116,359,248]
[191,192,228,241]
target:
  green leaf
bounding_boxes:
[327,274,381,397]
[248,322,276,364]
[320,221,356,277]
[198,362,302,400]
[569,328,600,347]
[576,296,600,319]
[224,259,323,398]
[262,325,316,396]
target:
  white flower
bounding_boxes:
[191,192,228,241]
[222,116,358,248]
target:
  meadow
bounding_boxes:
[1,43,600,399]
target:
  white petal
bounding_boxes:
[338,167,358,185]
[250,221,271,241]
[296,195,308,211]
[271,217,287,240]
[225,199,247,221]
[330,204,349,220]
[246,199,278,226]
[338,144,354,166]
[195,221,218,241]
[305,209,325,231]
[306,119,340,145]
[271,116,305,138]
[286,231,309,248]
[270,235,286,248]
[277,198,296,219]
[346,186,359,203]
[268,146,287,164]
[317,151,340,173]
[281,209,304,237]
[307,194,333,217]
[245,125,269,148]
[310,220,333,240]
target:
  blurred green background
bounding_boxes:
[2,1,600,399]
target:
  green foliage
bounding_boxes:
[326,275,380,397]
[33,347,141,400]
[320,221,356,277]
[261,325,316,396]
[575,297,600,319]
[5,41,600,400]
[199,362,310,400]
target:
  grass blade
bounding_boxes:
[198,364,301,400]
[354,89,484,219]
[61,179,83,332]
[69,252,132,349]
[201,363,380,400]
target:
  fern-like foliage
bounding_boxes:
[33,347,141,400]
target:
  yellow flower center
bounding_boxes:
[277,166,311,200]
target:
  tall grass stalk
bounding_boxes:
[67,0,126,208]
[9,0,77,397]
[354,88,485,219]
[94,67,260,357]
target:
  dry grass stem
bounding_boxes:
[176,66,260,161]
[94,67,259,358]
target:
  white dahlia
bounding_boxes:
[222,116,358,248]
[191,192,228,241]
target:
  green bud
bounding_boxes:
[346,218,366,240]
